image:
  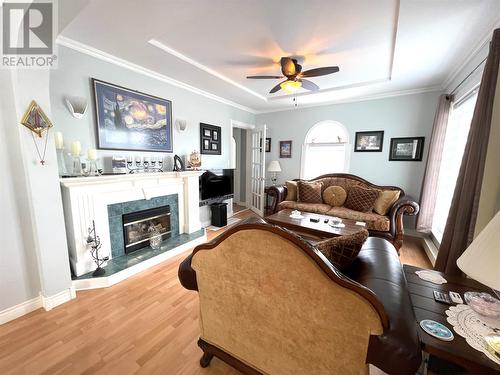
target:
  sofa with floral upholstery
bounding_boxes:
[267,173,419,251]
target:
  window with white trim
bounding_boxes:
[301,121,350,180]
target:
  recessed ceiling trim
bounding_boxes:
[148,39,267,102]
[56,36,258,114]
[255,85,443,114]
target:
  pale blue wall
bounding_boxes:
[257,91,442,200]
[50,46,255,172]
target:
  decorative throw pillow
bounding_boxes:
[297,181,323,203]
[285,181,298,201]
[316,229,369,269]
[322,186,347,207]
[373,190,401,215]
[344,186,380,213]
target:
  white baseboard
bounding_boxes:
[72,233,207,290]
[41,287,76,311]
[0,297,42,325]
[0,286,76,325]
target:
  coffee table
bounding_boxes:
[403,264,500,374]
[265,209,365,239]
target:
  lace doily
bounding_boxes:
[446,304,500,365]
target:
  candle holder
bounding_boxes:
[126,157,164,174]
[72,155,83,176]
[56,148,68,176]
[86,220,108,277]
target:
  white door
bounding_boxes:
[250,125,266,216]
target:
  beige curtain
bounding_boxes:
[435,28,500,276]
[416,94,452,233]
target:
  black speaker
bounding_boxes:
[210,203,227,227]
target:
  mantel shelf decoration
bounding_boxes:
[20,100,53,166]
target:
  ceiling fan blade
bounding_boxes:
[300,79,319,91]
[280,57,297,76]
[300,66,339,78]
[269,80,287,94]
[246,75,283,79]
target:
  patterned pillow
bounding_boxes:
[316,229,369,269]
[322,186,347,206]
[297,181,323,203]
[285,181,298,201]
[344,186,379,212]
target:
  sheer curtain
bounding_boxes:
[435,29,500,276]
[416,94,452,233]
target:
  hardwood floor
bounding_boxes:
[0,210,430,375]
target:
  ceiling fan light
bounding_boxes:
[280,80,302,94]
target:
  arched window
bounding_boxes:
[301,121,350,179]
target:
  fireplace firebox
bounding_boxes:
[122,205,171,254]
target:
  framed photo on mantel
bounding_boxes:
[389,137,425,161]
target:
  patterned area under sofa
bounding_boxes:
[267,173,419,250]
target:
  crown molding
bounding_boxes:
[255,86,443,115]
[56,36,258,114]
[442,18,500,90]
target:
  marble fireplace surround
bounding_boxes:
[60,171,205,278]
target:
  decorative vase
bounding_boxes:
[149,228,162,250]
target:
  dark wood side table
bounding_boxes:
[403,264,500,374]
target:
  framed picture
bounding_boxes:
[200,123,221,155]
[265,138,271,152]
[92,79,172,152]
[389,137,425,161]
[279,140,292,158]
[354,131,384,152]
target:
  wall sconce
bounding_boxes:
[65,96,88,119]
[175,118,187,132]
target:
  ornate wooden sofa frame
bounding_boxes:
[178,218,390,374]
[267,173,419,250]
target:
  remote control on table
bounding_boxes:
[310,218,320,223]
[449,291,463,304]
[433,290,453,305]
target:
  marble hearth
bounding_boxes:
[60,171,206,285]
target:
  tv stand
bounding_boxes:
[210,202,228,227]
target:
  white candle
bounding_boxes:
[87,148,97,161]
[54,132,64,149]
[71,141,81,157]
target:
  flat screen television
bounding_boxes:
[200,169,234,201]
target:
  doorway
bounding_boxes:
[232,127,248,212]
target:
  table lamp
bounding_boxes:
[456,210,500,318]
[267,160,282,186]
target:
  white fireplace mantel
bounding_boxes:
[60,171,204,276]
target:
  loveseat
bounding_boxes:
[268,173,419,250]
[178,217,422,374]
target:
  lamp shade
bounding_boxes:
[457,210,500,291]
[267,160,282,172]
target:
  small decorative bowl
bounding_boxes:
[464,292,500,319]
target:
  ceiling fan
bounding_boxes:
[246,57,339,94]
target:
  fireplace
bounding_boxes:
[122,205,171,254]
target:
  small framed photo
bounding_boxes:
[200,123,221,155]
[354,131,384,152]
[265,138,271,152]
[279,140,292,158]
[389,137,425,161]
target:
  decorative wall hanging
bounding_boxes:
[354,131,384,152]
[200,123,221,155]
[279,140,292,158]
[389,137,425,161]
[92,79,173,152]
[265,138,271,153]
[20,100,53,165]
[65,96,88,119]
